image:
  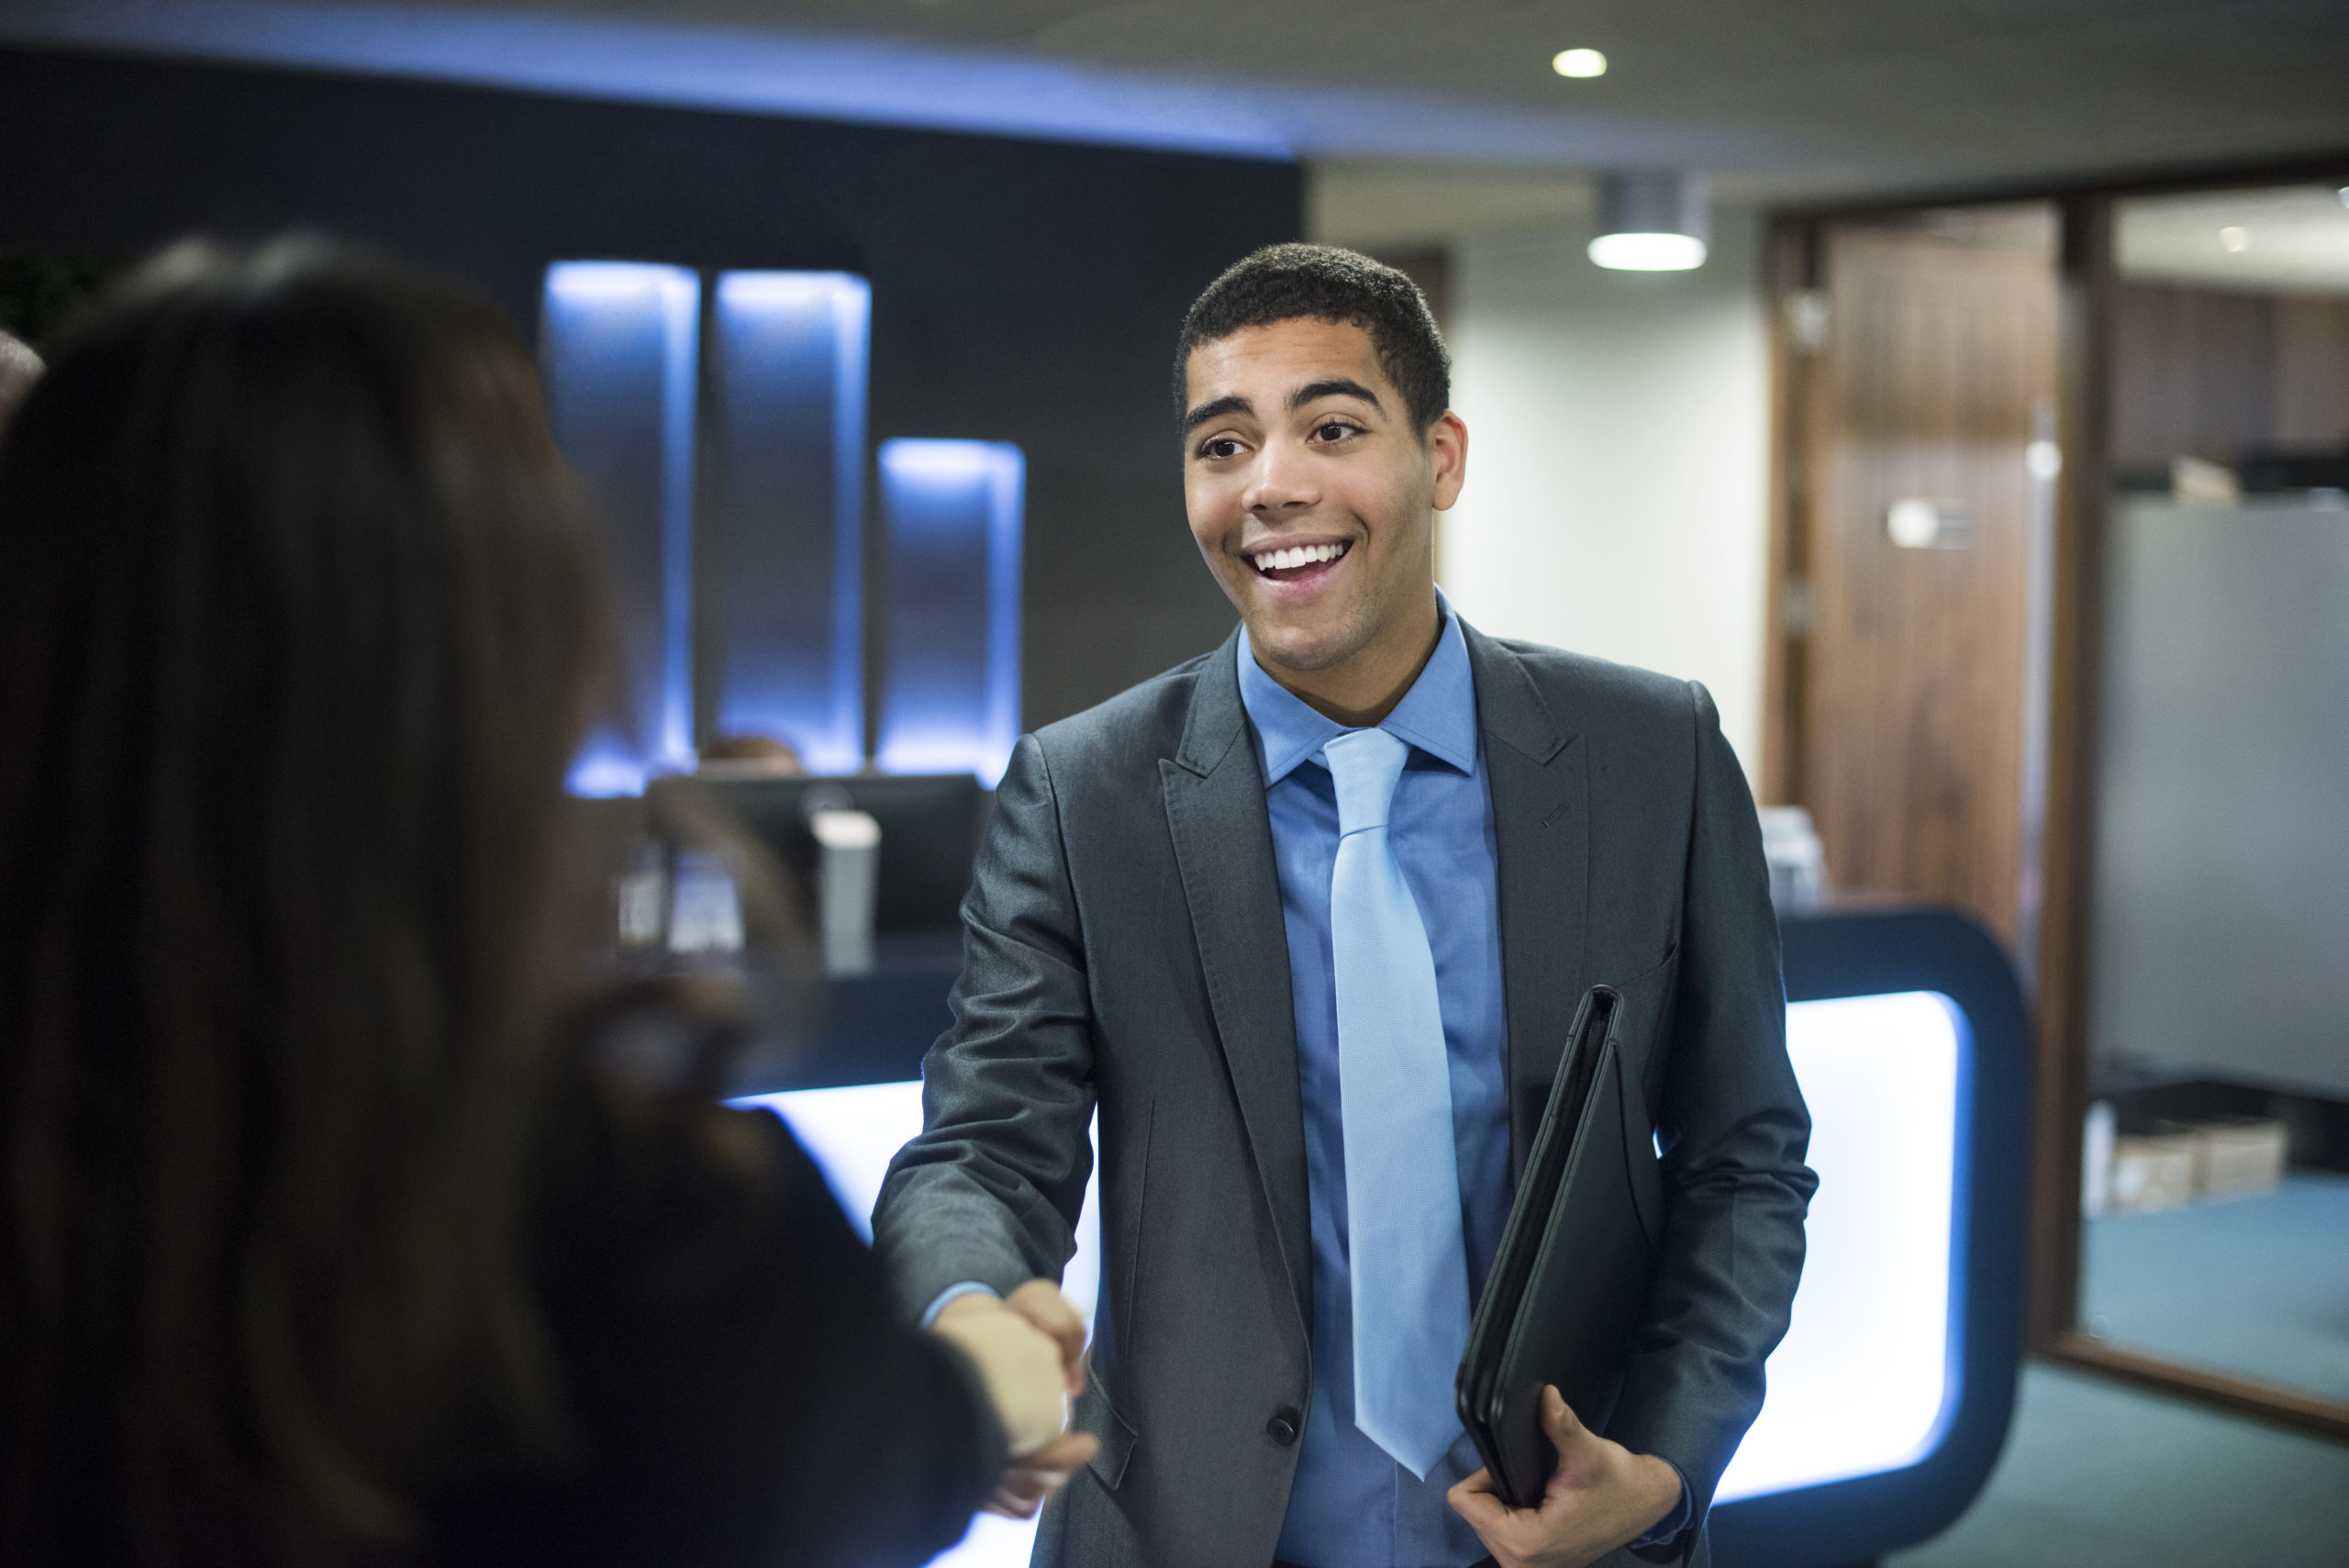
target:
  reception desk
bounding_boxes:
[736,907,2031,1568]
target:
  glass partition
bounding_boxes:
[2079,183,2349,1404]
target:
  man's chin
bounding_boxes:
[1243,616,1360,677]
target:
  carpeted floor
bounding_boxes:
[2079,1171,2349,1400]
[1888,1171,2349,1568]
[1885,1362,2349,1568]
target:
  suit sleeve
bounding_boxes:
[1609,683,1818,1554]
[872,733,1098,1321]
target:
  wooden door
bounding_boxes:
[1779,217,2060,955]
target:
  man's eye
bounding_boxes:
[1314,422,1354,442]
[1201,438,1242,460]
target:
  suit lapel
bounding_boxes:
[1464,622,1590,1175]
[1161,629,1313,1335]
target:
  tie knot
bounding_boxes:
[1324,727,1409,835]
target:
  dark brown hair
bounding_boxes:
[1172,242,1452,430]
[0,239,609,1562]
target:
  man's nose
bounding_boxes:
[1242,439,1319,515]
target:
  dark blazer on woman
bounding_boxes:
[435,1093,1003,1567]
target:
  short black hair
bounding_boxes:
[1174,243,1451,432]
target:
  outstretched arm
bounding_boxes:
[873,732,1099,1341]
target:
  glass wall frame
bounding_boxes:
[1765,156,2349,1448]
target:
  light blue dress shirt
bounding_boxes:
[1242,603,1508,1568]
[1243,598,1688,1568]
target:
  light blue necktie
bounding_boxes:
[1324,726,1470,1480]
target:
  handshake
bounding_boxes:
[928,1279,1101,1518]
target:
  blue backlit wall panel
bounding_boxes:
[541,261,700,792]
[707,272,870,773]
[875,439,1024,784]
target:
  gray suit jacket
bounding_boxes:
[874,620,1816,1568]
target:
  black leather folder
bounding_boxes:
[1455,984,1664,1507]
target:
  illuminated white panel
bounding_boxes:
[729,1081,1097,1568]
[707,272,870,774]
[741,989,1961,1546]
[543,261,701,791]
[1715,990,1965,1501]
[874,439,1025,785]
[735,1082,918,1245]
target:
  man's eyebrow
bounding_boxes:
[1181,394,1252,438]
[1288,377,1384,414]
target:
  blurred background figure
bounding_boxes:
[698,731,808,777]
[0,328,39,432]
[0,238,1083,1568]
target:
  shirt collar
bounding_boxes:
[1235,589,1479,785]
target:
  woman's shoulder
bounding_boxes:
[429,1024,998,1568]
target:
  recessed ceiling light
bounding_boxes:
[1553,48,1607,78]
[2220,226,2251,252]
[1588,233,1708,271]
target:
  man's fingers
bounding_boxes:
[984,1470,1055,1518]
[1452,1465,1499,1498]
[1446,1478,1511,1533]
[1005,1279,1089,1391]
[930,1305,1073,1454]
[997,1467,1064,1497]
[979,1429,1098,1518]
[982,1489,1045,1519]
[1540,1385,1590,1452]
[981,1442,1097,1519]
[1019,1431,1099,1471]
[1006,1278,1085,1342]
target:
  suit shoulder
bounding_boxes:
[1488,637,1701,730]
[1026,646,1218,773]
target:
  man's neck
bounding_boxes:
[1254,586,1443,728]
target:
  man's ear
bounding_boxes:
[1430,410,1469,512]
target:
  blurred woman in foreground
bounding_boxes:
[0,239,1086,1567]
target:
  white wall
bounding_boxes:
[1441,208,1772,778]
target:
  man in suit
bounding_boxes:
[874,245,1815,1568]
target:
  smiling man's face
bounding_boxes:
[1181,316,1466,722]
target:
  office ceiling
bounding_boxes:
[8,0,2349,241]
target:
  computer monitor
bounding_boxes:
[683,773,987,935]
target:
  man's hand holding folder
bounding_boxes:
[1448,1385,1683,1568]
[1446,984,1689,1566]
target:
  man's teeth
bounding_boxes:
[1252,541,1348,572]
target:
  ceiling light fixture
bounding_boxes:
[1553,48,1607,78]
[1589,171,1709,272]
[2220,225,2251,252]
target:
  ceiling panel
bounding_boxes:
[5,0,2347,218]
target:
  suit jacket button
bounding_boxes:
[1265,1407,1301,1446]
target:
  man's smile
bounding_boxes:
[1247,538,1353,583]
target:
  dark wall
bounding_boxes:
[0,45,1298,729]
[2111,281,2349,475]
